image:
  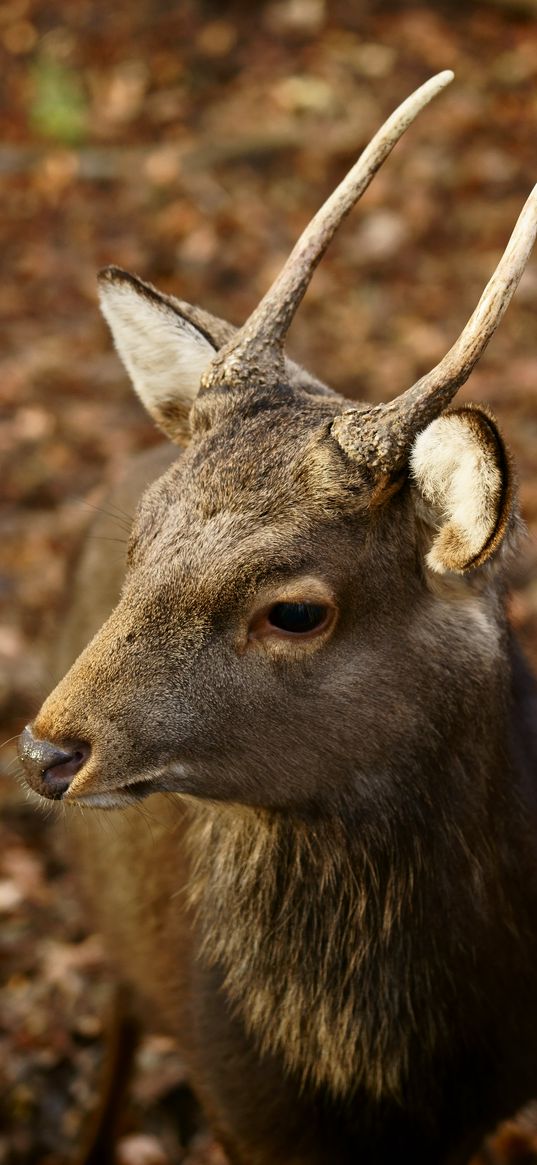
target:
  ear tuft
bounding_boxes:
[410,407,512,574]
[98,267,217,442]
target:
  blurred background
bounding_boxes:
[2,1,537,1162]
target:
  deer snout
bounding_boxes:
[18,725,91,800]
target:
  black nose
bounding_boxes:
[18,724,91,800]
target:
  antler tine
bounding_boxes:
[202,70,454,391]
[332,182,537,474]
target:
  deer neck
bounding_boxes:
[185,771,511,1103]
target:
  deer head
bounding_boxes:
[19,72,537,813]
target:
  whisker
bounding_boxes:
[95,499,134,523]
[0,733,22,752]
[5,757,23,775]
[77,499,133,534]
[87,536,129,545]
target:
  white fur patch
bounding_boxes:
[410,413,502,573]
[99,277,216,420]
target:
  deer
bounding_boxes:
[17,70,537,1164]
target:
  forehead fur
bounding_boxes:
[144,390,368,523]
[127,390,377,609]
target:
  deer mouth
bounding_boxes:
[67,776,157,809]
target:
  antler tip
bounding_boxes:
[418,70,454,102]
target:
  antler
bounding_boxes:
[201,71,454,392]
[200,69,537,478]
[332,181,537,474]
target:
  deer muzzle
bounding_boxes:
[18,724,91,800]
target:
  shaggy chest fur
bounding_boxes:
[186,798,495,1101]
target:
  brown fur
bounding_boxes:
[185,791,511,1102]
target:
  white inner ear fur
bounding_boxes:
[99,278,216,420]
[410,412,503,574]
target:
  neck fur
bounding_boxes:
[186,784,507,1101]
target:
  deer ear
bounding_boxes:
[98,267,217,442]
[410,407,512,574]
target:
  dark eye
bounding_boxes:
[267,602,329,634]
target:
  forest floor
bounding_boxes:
[2,0,537,1161]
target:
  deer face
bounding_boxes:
[19,280,513,813]
[19,386,402,808]
[18,72,535,812]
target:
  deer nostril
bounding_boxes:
[18,725,91,800]
[43,744,90,797]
